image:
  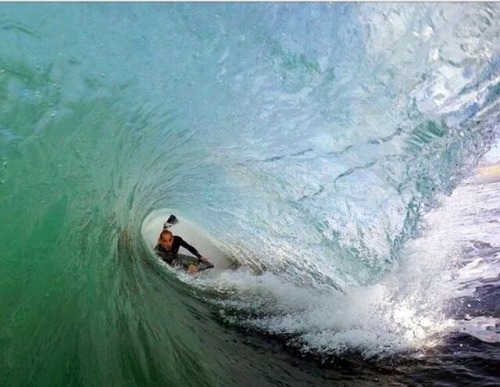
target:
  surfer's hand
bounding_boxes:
[199,256,209,263]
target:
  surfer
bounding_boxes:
[155,229,211,274]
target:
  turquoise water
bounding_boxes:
[1,3,499,386]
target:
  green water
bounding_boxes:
[1,3,499,386]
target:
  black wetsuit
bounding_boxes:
[154,236,202,266]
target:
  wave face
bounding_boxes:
[1,3,499,385]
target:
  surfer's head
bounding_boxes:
[159,230,174,247]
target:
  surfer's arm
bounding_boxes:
[179,238,203,260]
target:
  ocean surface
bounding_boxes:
[1,3,499,386]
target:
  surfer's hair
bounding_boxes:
[160,230,172,238]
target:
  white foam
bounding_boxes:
[196,166,500,358]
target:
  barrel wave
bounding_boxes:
[1,3,499,386]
